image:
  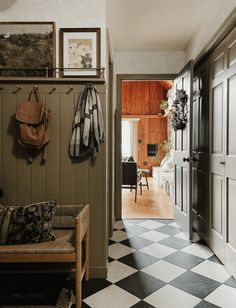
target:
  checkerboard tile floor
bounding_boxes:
[82,219,236,308]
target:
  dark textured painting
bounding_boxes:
[0,22,55,77]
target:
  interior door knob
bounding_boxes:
[183,157,190,162]
[192,157,201,163]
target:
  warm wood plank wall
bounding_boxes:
[138,118,167,172]
[0,81,107,278]
[122,80,168,172]
[122,80,167,115]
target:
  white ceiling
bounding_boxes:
[106,0,217,51]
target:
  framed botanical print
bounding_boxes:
[0,22,55,77]
[60,28,101,78]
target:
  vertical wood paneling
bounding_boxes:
[149,81,157,114]
[137,117,167,172]
[126,82,132,115]
[141,81,149,115]
[2,93,17,206]
[16,92,32,205]
[0,82,107,277]
[45,93,61,202]
[60,93,75,204]
[74,92,89,203]
[122,81,168,115]
[88,93,106,268]
[0,93,2,189]
[121,82,127,115]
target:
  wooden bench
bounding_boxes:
[0,204,90,308]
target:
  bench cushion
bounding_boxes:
[0,230,75,254]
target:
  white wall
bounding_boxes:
[185,1,236,61]
[0,0,107,69]
[114,50,185,75]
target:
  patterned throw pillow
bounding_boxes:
[0,200,56,245]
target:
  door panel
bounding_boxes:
[192,61,209,243]
[212,174,223,235]
[228,75,236,155]
[212,84,223,154]
[209,26,236,277]
[174,61,193,239]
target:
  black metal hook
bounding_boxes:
[13,85,22,94]
[66,85,73,94]
[49,85,56,94]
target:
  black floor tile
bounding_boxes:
[109,239,116,245]
[120,236,153,250]
[118,250,158,270]
[82,279,112,299]
[163,251,204,270]
[194,300,221,307]
[131,300,156,307]
[223,276,236,288]
[116,271,165,299]
[158,236,191,250]
[122,225,149,235]
[208,255,223,265]
[108,256,114,263]
[156,225,181,235]
[170,271,221,299]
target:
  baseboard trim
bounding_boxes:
[90,266,107,278]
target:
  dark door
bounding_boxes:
[174,61,193,239]
[192,61,209,243]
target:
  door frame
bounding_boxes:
[114,8,236,221]
[115,74,176,220]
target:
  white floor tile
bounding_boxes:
[84,284,140,308]
[141,260,186,283]
[168,222,179,228]
[174,232,188,240]
[205,284,236,308]
[191,260,231,283]
[140,243,176,259]
[181,243,214,259]
[114,220,133,229]
[139,230,170,242]
[107,260,137,283]
[110,230,134,242]
[144,284,201,308]
[108,243,135,259]
[137,220,165,229]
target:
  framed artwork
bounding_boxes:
[60,28,101,78]
[0,22,56,77]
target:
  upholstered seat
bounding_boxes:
[0,229,75,254]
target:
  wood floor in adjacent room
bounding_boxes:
[122,177,174,219]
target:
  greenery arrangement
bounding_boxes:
[171,89,188,130]
[160,140,172,154]
[160,100,168,111]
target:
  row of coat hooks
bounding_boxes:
[0,84,75,94]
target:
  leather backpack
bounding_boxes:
[16,87,50,163]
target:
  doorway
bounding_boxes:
[115,75,176,220]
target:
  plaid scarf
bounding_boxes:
[69,83,104,159]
